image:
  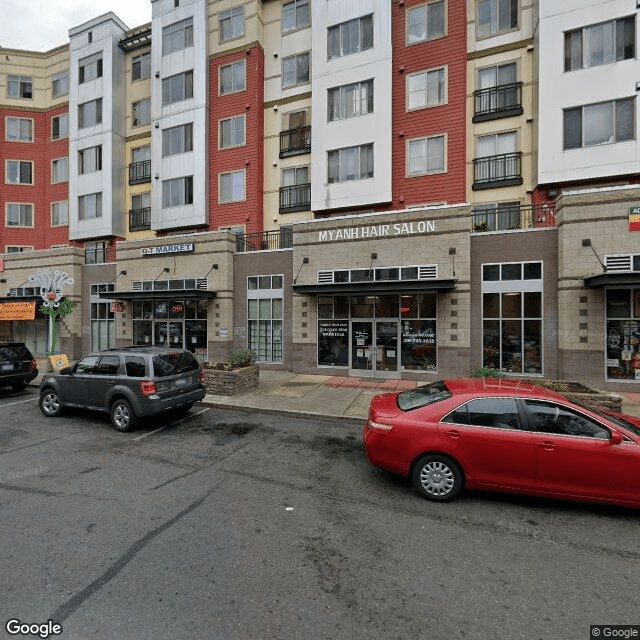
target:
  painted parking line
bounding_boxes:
[0,397,38,408]
[132,408,210,442]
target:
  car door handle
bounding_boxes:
[537,441,555,451]
[445,430,461,439]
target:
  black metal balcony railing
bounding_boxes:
[473,82,523,122]
[129,207,151,231]
[279,125,311,158]
[129,159,151,185]
[472,152,523,190]
[279,183,311,212]
[472,202,557,233]
[236,229,293,253]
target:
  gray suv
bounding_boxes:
[39,346,206,432]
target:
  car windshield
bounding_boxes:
[152,351,199,377]
[397,380,452,411]
[570,399,640,436]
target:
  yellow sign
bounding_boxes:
[0,301,36,320]
[49,354,69,371]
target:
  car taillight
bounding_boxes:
[368,419,394,433]
[29,358,37,371]
[199,370,205,383]
[140,380,157,396]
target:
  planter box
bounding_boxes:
[563,391,622,413]
[203,364,259,396]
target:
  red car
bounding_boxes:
[363,378,640,508]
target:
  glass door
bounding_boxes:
[351,321,374,372]
[154,321,183,348]
[376,321,398,375]
[350,320,399,378]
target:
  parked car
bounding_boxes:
[39,346,206,432]
[0,343,38,391]
[363,377,640,508]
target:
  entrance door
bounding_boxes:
[351,320,399,378]
[154,321,184,348]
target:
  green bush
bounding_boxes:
[470,367,504,378]
[229,349,256,368]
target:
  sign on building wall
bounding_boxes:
[630,206,640,231]
[0,301,36,320]
[141,243,195,256]
[318,221,436,242]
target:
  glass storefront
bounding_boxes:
[605,288,640,381]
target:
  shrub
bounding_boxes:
[470,367,504,378]
[229,349,256,368]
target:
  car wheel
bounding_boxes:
[110,398,136,432]
[411,455,463,502]
[40,389,63,417]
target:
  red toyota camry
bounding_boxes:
[363,378,640,507]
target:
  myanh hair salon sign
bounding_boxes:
[318,221,435,242]
[141,243,195,256]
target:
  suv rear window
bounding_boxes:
[397,380,452,411]
[152,351,199,377]
[0,344,31,361]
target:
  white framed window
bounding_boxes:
[162,123,193,157]
[564,98,635,150]
[328,79,373,121]
[220,59,246,95]
[248,275,284,363]
[5,246,34,253]
[132,52,151,80]
[407,2,445,44]
[477,130,517,157]
[407,134,446,175]
[6,160,33,185]
[78,98,102,129]
[8,75,32,99]
[52,71,69,98]
[79,145,102,174]
[282,52,310,88]
[283,0,310,33]
[6,203,34,227]
[51,157,68,183]
[132,145,151,164]
[163,17,193,55]
[132,192,151,210]
[132,98,151,127]
[565,16,635,72]
[162,176,193,208]
[478,0,518,38]
[219,170,246,203]
[328,14,373,59]
[78,193,102,220]
[6,117,33,142]
[219,115,246,149]
[328,143,374,183]
[407,66,446,110]
[219,6,245,42]
[162,71,193,106]
[90,283,116,351]
[79,53,103,84]
[51,113,68,140]
[51,201,69,227]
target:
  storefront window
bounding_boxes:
[606,289,640,381]
[90,283,115,351]
[247,275,284,363]
[400,294,437,371]
[318,297,350,367]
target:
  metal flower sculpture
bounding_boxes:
[28,269,75,355]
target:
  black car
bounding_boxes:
[0,343,38,391]
[39,346,206,432]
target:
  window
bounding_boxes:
[6,160,33,185]
[5,246,33,254]
[51,201,68,227]
[52,72,69,98]
[282,52,310,88]
[407,2,445,44]
[132,52,151,80]
[478,0,518,37]
[78,193,102,220]
[443,398,521,429]
[219,170,245,203]
[132,192,151,211]
[162,71,193,106]
[473,201,521,231]
[280,166,310,210]
[523,401,610,439]
[328,143,374,183]
[219,115,245,149]
[408,67,446,109]
[564,98,635,150]
[163,123,193,156]
[605,288,640,381]
[132,98,151,126]
[51,158,68,183]
[162,17,193,55]
[8,75,32,99]
[78,53,103,84]
[408,135,445,175]
[220,59,246,95]
[477,131,517,157]
[328,14,373,59]
[6,203,33,227]
[565,16,635,71]
[6,117,32,142]
[475,63,519,117]
[283,0,310,33]
[219,6,244,42]
[52,114,68,140]
[132,145,151,164]
[328,79,373,121]
[85,241,108,264]
[248,275,284,363]
[162,176,193,208]
[90,283,116,351]
[79,145,102,174]
[78,98,102,129]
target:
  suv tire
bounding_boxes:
[40,389,63,417]
[111,398,137,432]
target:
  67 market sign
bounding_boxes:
[141,243,195,256]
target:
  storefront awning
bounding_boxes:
[584,273,640,288]
[99,290,217,301]
[292,279,456,295]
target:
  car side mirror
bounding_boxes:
[610,430,624,445]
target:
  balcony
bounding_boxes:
[129,207,151,231]
[471,202,557,233]
[473,152,522,190]
[129,160,151,185]
[473,82,523,122]
[279,183,311,213]
[236,229,293,252]
[279,125,311,158]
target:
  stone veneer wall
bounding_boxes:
[203,365,259,396]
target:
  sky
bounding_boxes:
[1,0,153,51]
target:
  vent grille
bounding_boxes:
[605,255,632,272]
[418,265,438,279]
[317,271,334,283]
